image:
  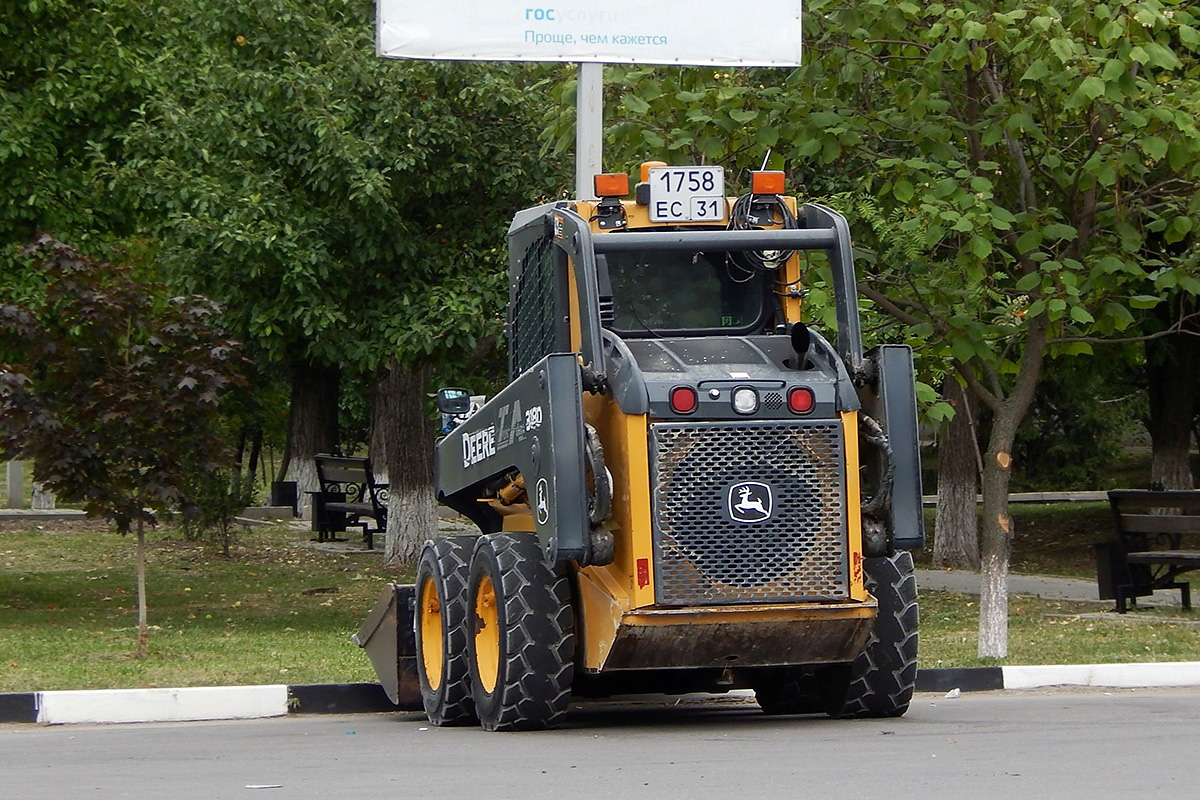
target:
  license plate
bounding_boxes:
[647,166,726,223]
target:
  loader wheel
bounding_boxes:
[414,536,477,726]
[752,667,824,715]
[467,533,575,731]
[824,550,919,719]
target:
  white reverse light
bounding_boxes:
[732,387,759,415]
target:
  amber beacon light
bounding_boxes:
[751,170,786,195]
[594,173,630,197]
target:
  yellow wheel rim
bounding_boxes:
[474,574,500,694]
[419,574,443,691]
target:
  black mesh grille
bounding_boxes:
[650,420,849,606]
[511,237,558,377]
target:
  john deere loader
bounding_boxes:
[356,162,924,731]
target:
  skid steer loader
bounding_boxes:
[356,162,924,731]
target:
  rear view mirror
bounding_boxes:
[436,387,471,415]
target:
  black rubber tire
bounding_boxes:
[414,536,477,726]
[825,550,919,719]
[752,667,824,715]
[467,533,575,731]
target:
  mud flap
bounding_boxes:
[859,345,925,551]
[435,353,589,563]
[352,583,422,710]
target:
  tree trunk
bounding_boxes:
[976,320,1048,659]
[287,359,340,518]
[245,428,263,506]
[379,360,436,568]
[231,428,247,505]
[1145,302,1199,490]
[933,380,980,570]
[136,515,148,660]
[977,441,1013,659]
[30,481,55,510]
[369,377,389,484]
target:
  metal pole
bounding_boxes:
[574,62,604,200]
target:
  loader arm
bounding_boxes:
[435,353,589,564]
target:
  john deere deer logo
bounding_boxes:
[728,482,772,523]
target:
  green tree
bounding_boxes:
[103,0,560,564]
[0,0,158,265]
[579,0,1200,656]
[0,237,244,657]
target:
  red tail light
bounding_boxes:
[670,386,698,414]
[788,387,814,414]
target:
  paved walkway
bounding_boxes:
[918,568,1102,602]
[918,568,1189,609]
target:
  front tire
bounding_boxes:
[414,536,477,726]
[467,533,575,731]
[825,550,919,718]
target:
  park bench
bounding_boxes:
[1095,489,1200,613]
[311,454,388,549]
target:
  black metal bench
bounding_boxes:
[1095,489,1200,613]
[311,455,388,549]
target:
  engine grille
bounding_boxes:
[650,420,849,606]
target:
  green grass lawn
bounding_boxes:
[0,519,410,692]
[919,591,1200,668]
[2,507,1198,692]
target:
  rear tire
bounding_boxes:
[752,667,824,715]
[467,533,575,731]
[414,536,477,726]
[825,550,919,719]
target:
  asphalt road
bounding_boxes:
[4,689,1199,800]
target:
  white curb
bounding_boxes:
[37,685,289,725]
[1002,661,1200,690]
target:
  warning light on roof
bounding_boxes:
[639,160,668,183]
[594,173,630,198]
[751,170,786,195]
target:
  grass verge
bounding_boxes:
[920,591,1200,668]
[1,519,406,692]
[2,509,1198,692]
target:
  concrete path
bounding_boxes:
[917,568,1185,608]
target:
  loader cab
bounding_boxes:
[507,168,800,382]
[602,248,772,338]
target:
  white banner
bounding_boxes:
[377,2,802,67]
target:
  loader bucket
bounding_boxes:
[351,583,423,710]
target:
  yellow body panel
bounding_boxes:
[842,410,869,602]
[575,392,658,670]
[567,260,583,354]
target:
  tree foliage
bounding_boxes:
[0,238,244,529]
[572,0,1200,656]
[0,0,158,264]
[0,237,245,655]
[103,0,559,376]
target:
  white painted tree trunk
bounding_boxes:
[292,459,319,520]
[386,483,435,566]
[31,482,55,510]
[378,362,436,567]
[973,320,1048,660]
[977,545,1009,658]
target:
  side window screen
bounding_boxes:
[510,236,562,377]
